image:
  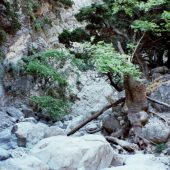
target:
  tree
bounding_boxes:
[60,0,170,72]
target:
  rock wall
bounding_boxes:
[4,0,100,65]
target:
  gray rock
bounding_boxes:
[0,127,18,150]
[85,122,98,133]
[110,154,125,167]
[0,111,15,132]
[0,148,11,161]
[21,105,35,118]
[142,117,170,143]
[149,77,170,112]
[44,126,65,138]
[0,155,49,170]
[12,122,49,148]
[6,107,24,120]
[102,113,120,135]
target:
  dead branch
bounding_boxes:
[130,32,146,62]
[117,41,125,54]
[149,111,169,125]
[105,136,138,152]
[147,96,170,109]
[67,97,125,136]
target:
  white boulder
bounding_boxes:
[0,155,49,170]
[102,154,169,170]
[31,135,113,170]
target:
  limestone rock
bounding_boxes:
[12,122,49,148]
[31,135,113,170]
[70,70,116,117]
[0,155,49,170]
[0,127,17,150]
[102,154,169,170]
[102,113,120,135]
[149,77,170,112]
[0,148,11,161]
[142,117,170,143]
[44,126,65,138]
[5,107,24,120]
[0,111,15,132]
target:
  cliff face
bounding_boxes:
[1,0,99,65]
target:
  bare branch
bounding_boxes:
[67,97,125,136]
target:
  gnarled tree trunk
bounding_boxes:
[124,74,148,131]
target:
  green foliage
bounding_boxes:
[83,42,141,80]
[0,49,4,61]
[26,0,41,20]
[30,96,70,121]
[25,49,68,86]
[131,20,159,32]
[5,1,21,33]
[0,29,7,45]
[59,0,73,7]
[23,49,71,121]
[73,0,170,68]
[75,3,111,23]
[26,0,53,31]
[26,60,67,86]
[59,28,90,46]
[32,19,43,31]
[155,143,167,153]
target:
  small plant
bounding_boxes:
[59,28,90,46]
[155,143,167,153]
[32,19,43,31]
[30,96,70,121]
[0,29,7,45]
[59,0,74,8]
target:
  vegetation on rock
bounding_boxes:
[23,49,71,121]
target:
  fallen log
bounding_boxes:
[105,136,138,152]
[67,97,125,136]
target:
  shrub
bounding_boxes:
[155,143,167,153]
[0,29,7,45]
[59,0,73,8]
[59,28,90,46]
[26,60,67,86]
[30,96,70,121]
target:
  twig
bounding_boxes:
[130,32,146,62]
[149,111,169,125]
[147,96,170,109]
[67,97,125,136]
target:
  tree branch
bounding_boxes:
[147,96,170,109]
[67,97,125,136]
[130,32,146,62]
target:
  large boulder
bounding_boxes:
[141,117,170,143]
[12,122,65,148]
[12,122,49,148]
[31,135,113,170]
[0,155,49,170]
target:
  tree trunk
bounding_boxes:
[124,74,148,129]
